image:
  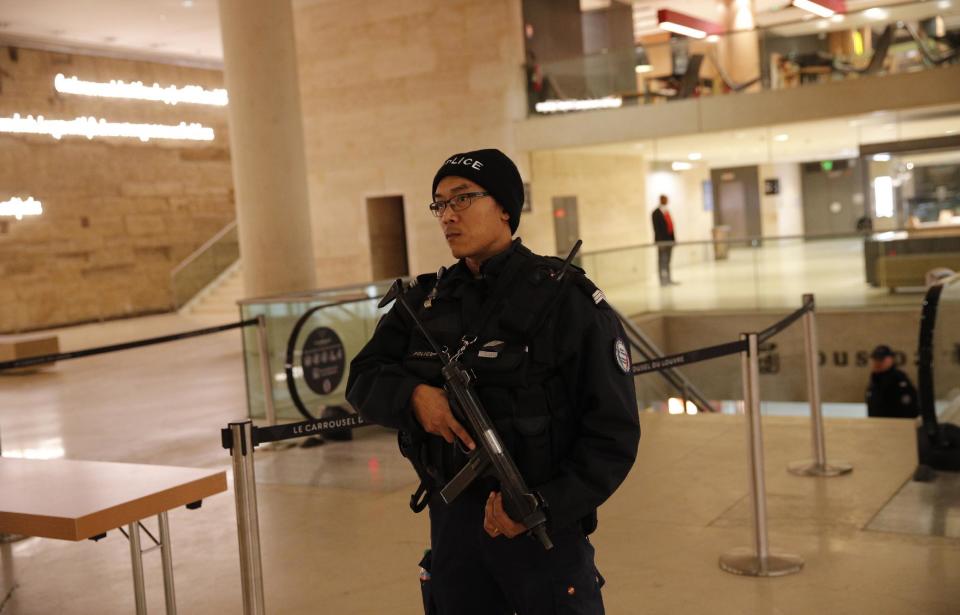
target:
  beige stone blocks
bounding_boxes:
[0,48,235,332]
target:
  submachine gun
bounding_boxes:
[378,241,582,551]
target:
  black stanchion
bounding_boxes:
[0,319,258,371]
[758,298,814,343]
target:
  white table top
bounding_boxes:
[0,458,226,541]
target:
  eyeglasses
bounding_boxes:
[428,191,489,217]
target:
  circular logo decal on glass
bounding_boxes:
[301,327,346,395]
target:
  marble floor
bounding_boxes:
[1,312,958,614]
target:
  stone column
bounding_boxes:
[715,0,761,91]
[217,0,316,297]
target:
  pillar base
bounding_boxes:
[719,547,804,577]
[787,459,854,477]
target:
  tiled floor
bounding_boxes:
[0,308,958,614]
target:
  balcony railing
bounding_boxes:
[526,0,960,116]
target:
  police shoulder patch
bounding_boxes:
[614,338,631,374]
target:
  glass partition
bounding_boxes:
[238,282,393,420]
[170,221,240,309]
[933,274,960,415]
[581,231,936,313]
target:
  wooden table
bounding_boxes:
[0,458,227,614]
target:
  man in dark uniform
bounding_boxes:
[346,149,639,615]
[866,345,919,419]
[651,194,677,286]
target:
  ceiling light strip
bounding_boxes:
[0,114,215,142]
[0,197,43,220]
[55,74,227,106]
[792,0,834,18]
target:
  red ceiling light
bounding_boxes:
[657,9,724,40]
[791,0,846,18]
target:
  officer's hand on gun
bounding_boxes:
[411,384,476,450]
[484,492,528,539]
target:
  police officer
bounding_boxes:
[346,149,639,615]
[866,345,919,419]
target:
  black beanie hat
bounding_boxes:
[432,148,524,234]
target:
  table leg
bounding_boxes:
[158,512,177,615]
[1,541,16,608]
[128,522,147,615]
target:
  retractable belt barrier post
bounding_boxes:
[221,414,369,614]
[228,420,265,615]
[719,333,804,577]
[253,315,278,432]
[788,295,853,477]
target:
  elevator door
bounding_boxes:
[552,196,580,256]
[366,195,409,280]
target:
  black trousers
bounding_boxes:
[657,245,673,284]
[423,484,604,615]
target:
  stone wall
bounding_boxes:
[293,0,528,283]
[0,47,233,332]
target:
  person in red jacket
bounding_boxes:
[651,194,678,286]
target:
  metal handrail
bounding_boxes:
[614,308,715,414]
[581,228,907,258]
[170,219,238,278]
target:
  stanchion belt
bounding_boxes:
[221,414,369,449]
[758,299,813,343]
[631,339,747,375]
[631,299,814,375]
[0,318,258,371]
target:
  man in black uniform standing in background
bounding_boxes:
[346,149,640,614]
[651,194,677,286]
[866,344,919,419]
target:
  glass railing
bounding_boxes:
[238,282,393,420]
[237,278,714,421]
[169,220,239,309]
[932,273,960,406]
[526,0,960,115]
[579,229,960,313]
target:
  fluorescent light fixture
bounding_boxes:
[792,0,836,18]
[671,161,693,171]
[938,1,952,9]
[873,176,894,217]
[54,73,227,106]
[0,196,42,219]
[660,21,707,39]
[535,97,622,113]
[688,152,702,161]
[706,35,720,43]
[872,153,891,162]
[774,133,790,142]
[864,8,888,20]
[830,14,845,23]
[0,113,215,142]
[657,9,723,40]
[635,64,653,74]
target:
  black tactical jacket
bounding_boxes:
[866,367,920,419]
[345,239,640,533]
